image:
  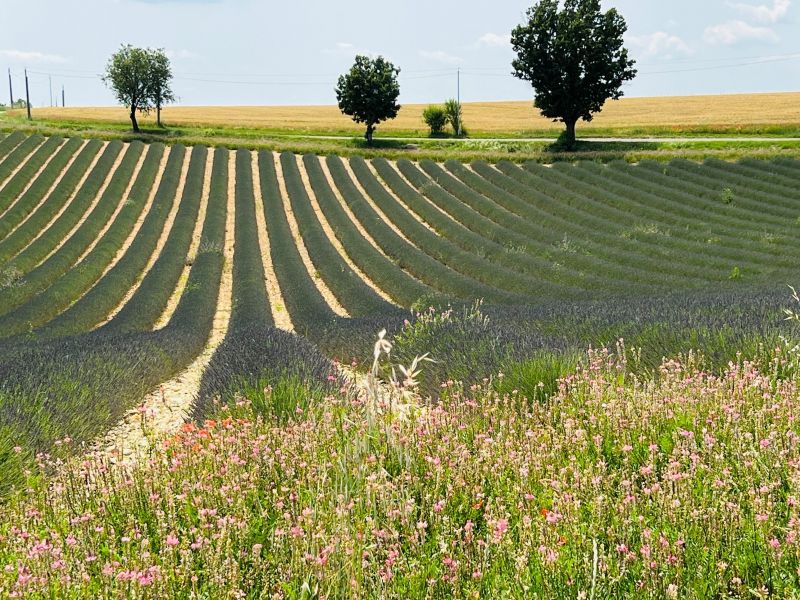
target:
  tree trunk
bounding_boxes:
[130,106,140,133]
[564,118,577,150]
[157,104,162,128]
[365,123,375,146]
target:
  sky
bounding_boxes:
[1,0,799,107]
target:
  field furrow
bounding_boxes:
[0,136,65,218]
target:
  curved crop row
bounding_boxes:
[281,151,392,316]
[1,141,123,275]
[0,138,83,240]
[0,134,43,189]
[432,160,673,291]
[0,140,103,265]
[0,131,25,161]
[548,161,793,269]
[303,154,431,306]
[100,145,207,334]
[364,158,534,300]
[0,136,64,215]
[409,159,646,295]
[36,146,185,339]
[229,148,272,332]
[0,143,163,337]
[0,142,143,316]
[258,150,336,331]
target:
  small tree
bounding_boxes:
[335,55,401,145]
[443,99,465,137]
[422,105,447,136]
[103,45,154,133]
[511,0,636,149]
[147,49,175,128]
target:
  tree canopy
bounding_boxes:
[511,0,636,148]
[102,45,175,132]
[335,55,401,145]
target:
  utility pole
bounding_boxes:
[7,68,13,107]
[24,69,31,120]
[62,85,65,108]
[49,75,53,107]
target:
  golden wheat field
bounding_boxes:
[11,92,800,135]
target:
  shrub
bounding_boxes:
[422,105,447,135]
[444,98,466,137]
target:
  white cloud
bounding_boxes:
[628,32,693,59]
[418,50,462,65]
[703,20,780,44]
[477,33,510,48]
[0,49,67,64]
[164,49,198,60]
[729,0,791,23]
[323,42,377,58]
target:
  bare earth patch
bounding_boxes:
[252,151,294,331]
[273,152,349,317]
[97,150,235,466]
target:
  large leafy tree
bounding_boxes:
[335,55,401,145]
[511,0,636,148]
[103,45,175,132]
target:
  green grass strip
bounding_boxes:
[0,140,103,266]
[0,138,82,240]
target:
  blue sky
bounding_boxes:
[2,0,798,107]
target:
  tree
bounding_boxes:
[511,0,636,149]
[422,105,447,136]
[335,55,401,145]
[103,45,154,133]
[147,49,175,128]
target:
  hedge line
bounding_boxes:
[0,140,103,265]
